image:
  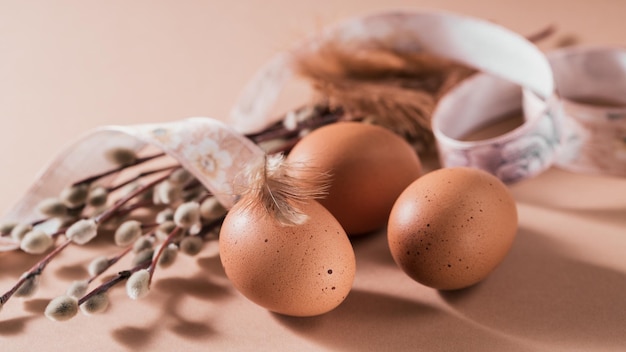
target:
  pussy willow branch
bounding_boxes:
[78,259,151,306]
[87,245,134,284]
[1,172,171,307]
[0,238,72,305]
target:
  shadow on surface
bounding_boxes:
[22,298,49,314]
[54,264,88,281]
[112,325,156,349]
[112,273,224,348]
[0,316,34,335]
[275,289,531,352]
[155,274,231,301]
[441,228,626,350]
[195,255,227,279]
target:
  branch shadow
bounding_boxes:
[440,227,626,350]
[154,274,231,301]
[54,264,88,281]
[111,325,156,349]
[0,316,35,335]
[111,273,226,348]
[22,298,49,314]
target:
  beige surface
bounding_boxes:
[1,1,625,351]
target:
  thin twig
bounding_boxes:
[108,164,180,193]
[72,152,166,187]
[0,238,72,304]
[95,172,172,224]
[78,260,150,306]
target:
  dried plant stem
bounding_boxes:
[246,106,344,143]
[0,238,72,305]
[79,260,150,306]
[95,173,172,224]
[72,152,166,187]
[113,199,154,220]
[88,246,133,284]
[108,164,180,193]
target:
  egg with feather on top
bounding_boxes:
[219,197,356,317]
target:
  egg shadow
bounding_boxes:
[274,289,531,352]
[196,254,228,279]
[440,227,626,350]
[349,229,397,268]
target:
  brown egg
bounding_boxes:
[287,122,422,235]
[387,167,518,290]
[219,198,356,317]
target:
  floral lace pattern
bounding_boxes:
[1,117,264,240]
[117,117,264,207]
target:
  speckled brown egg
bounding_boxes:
[287,122,422,235]
[219,198,356,317]
[387,167,518,290]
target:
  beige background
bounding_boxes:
[1,1,625,351]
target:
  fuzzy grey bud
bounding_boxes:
[132,236,155,253]
[182,186,203,202]
[15,273,40,298]
[114,220,142,247]
[80,292,109,315]
[174,202,200,229]
[10,223,33,242]
[88,256,110,277]
[60,184,89,208]
[168,168,193,185]
[199,197,227,221]
[66,280,89,298]
[180,236,203,256]
[283,110,299,131]
[105,147,137,166]
[37,198,68,218]
[87,186,109,207]
[65,219,98,245]
[155,221,176,241]
[156,243,178,268]
[0,221,17,235]
[45,295,78,322]
[122,182,153,203]
[133,249,154,266]
[20,229,53,254]
[126,269,150,300]
[155,208,174,224]
[153,181,181,205]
